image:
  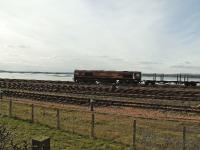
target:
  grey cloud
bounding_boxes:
[0,0,200,73]
[7,44,30,49]
[140,61,162,65]
[110,58,125,62]
[183,61,191,65]
[18,45,30,49]
[170,65,200,70]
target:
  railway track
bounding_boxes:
[1,78,200,113]
[1,83,200,101]
[2,90,200,113]
[1,78,200,89]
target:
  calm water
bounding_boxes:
[0,73,73,81]
[0,72,200,82]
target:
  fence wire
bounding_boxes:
[0,98,199,150]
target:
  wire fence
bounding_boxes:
[0,98,200,150]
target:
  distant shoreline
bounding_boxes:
[0,70,200,78]
[0,70,73,74]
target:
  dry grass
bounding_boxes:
[0,98,200,150]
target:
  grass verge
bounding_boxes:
[0,116,132,150]
[0,99,200,150]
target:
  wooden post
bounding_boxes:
[183,126,186,150]
[31,104,34,123]
[0,90,3,115]
[0,90,2,99]
[91,112,95,139]
[56,109,60,130]
[132,120,136,150]
[90,99,95,139]
[9,99,12,117]
[0,90,2,115]
[90,99,94,111]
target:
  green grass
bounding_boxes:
[0,116,132,150]
[0,99,200,150]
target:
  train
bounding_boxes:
[74,70,200,86]
[74,70,141,84]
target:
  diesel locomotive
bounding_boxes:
[74,70,141,84]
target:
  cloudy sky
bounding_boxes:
[0,0,200,73]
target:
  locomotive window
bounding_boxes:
[123,74,132,78]
[85,72,93,76]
